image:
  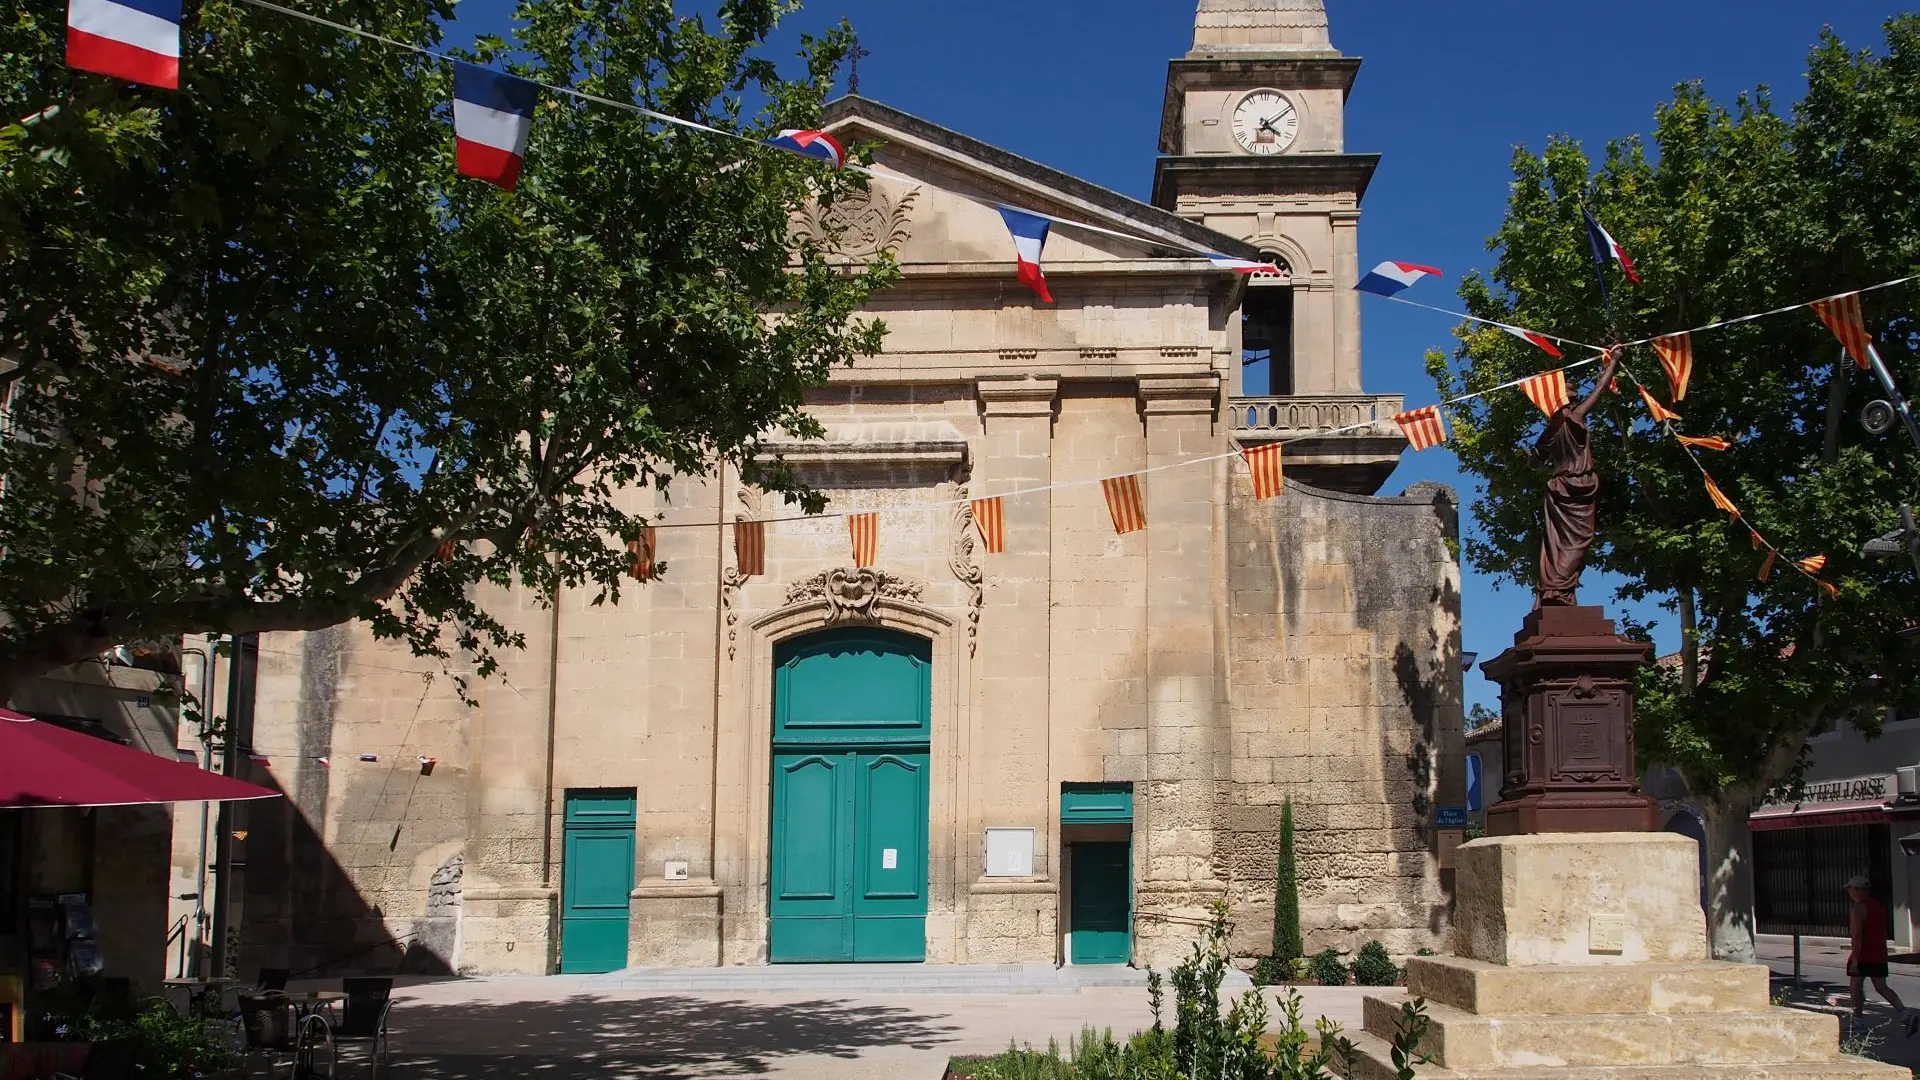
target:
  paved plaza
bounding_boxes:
[370,973,1371,1080]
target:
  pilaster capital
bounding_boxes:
[977,375,1060,418]
[1137,373,1219,416]
[1329,210,1363,227]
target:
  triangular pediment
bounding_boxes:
[810,96,1261,274]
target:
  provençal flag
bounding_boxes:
[1758,549,1777,584]
[1241,444,1284,500]
[1812,292,1874,371]
[1795,554,1829,575]
[1102,474,1147,535]
[1675,434,1731,452]
[1703,474,1740,519]
[1652,333,1693,401]
[735,520,766,577]
[1638,385,1680,424]
[849,513,879,568]
[1392,406,1448,451]
[627,526,657,581]
[1519,370,1569,417]
[971,498,1006,555]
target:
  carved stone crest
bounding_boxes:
[793,185,920,259]
[786,568,924,623]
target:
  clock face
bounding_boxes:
[1231,91,1300,156]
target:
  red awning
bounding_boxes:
[1749,798,1891,831]
[0,707,282,809]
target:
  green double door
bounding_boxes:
[769,629,931,963]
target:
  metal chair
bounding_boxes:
[257,968,290,993]
[239,992,333,1079]
[332,979,392,1079]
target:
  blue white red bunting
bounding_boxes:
[452,61,538,191]
[1582,208,1640,286]
[999,207,1054,304]
[1206,252,1273,275]
[66,0,181,89]
[764,129,846,170]
[1497,322,1564,359]
[1355,261,1442,298]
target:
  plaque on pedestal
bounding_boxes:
[1481,605,1656,835]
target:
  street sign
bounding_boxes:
[1433,806,1468,829]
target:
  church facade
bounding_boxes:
[213,0,1465,976]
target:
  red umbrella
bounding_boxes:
[0,707,282,808]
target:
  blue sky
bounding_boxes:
[451,0,1906,710]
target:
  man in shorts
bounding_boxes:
[1848,875,1918,1035]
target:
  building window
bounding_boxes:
[1466,753,1484,813]
[1241,262,1293,397]
[0,811,20,934]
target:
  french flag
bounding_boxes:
[1205,252,1274,275]
[1355,260,1443,297]
[1583,208,1640,285]
[1497,322,1564,359]
[66,0,181,90]
[999,207,1054,304]
[453,62,538,191]
[764,129,845,170]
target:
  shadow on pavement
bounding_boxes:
[387,993,964,1078]
[1771,974,1920,1072]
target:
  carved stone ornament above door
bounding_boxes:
[786,568,926,624]
[792,185,921,259]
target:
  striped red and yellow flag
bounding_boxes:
[1819,579,1840,598]
[1241,444,1284,500]
[1676,434,1732,452]
[627,526,657,581]
[735,520,766,577]
[1652,332,1694,401]
[1101,474,1147,535]
[433,539,457,563]
[1758,550,1777,583]
[1749,528,1766,550]
[1795,554,1828,575]
[1812,292,1874,371]
[1393,406,1449,451]
[971,498,1006,555]
[1519,369,1569,417]
[1703,474,1740,518]
[1637,385,1681,424]
[849,512,879,568]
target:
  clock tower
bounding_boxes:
[1156,0,1389,480]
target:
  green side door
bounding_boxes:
[852,751,929,961]
[769,752,856,961]
[560,789,636,974]
[1069,842,1132,965]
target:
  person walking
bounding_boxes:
[1847,875,1918,1036]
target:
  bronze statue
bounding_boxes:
[1533,349,1621,607]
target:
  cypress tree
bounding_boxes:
[1272,796,1303,965]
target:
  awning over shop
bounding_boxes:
[1749,798,1894,831]
[0,707,282,809]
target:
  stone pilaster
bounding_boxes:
[965,376,1060,961]
[1135,373,1228,966]
[459,580,559,975]
[1330,209,1362,394]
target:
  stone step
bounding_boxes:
[1405,956,1771,1017]
[1335,1028,1909,1080]
[1362,995,1842,1070]
[579,962,1233,995]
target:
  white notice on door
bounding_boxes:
[882,848,898,869]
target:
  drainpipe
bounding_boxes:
[183,639,220,978]
[539,570,562,973]
[209,634,257,981]
[709,460,728,962]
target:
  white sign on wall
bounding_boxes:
[984,828,1036,878]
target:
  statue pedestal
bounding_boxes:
[1481,606,1657,835]
[1341,833,1906,1079]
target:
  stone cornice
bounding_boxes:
[977,376,1060,417]
[1152,153,1382,210]
[1138,373,1221,415]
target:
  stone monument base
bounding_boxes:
[1340,833,1905,1080]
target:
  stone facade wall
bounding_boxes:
[1221,479,1464,959]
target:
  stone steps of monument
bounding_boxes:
[580,962,1226,995]
[1336,1028,1909,1080]
[1363,995,1844,1071]
[1405,956,1772,1017]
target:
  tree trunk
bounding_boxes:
[1701,795,1758,964]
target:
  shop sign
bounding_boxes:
[1755,773,1893,809]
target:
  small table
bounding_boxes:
[162,978,236,1016]
[289,990,347,1019]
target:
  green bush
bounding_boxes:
[950,904,1433,1079]
[49,997,236,1080]
[1308,948,1348,986]
[1353,941,1400,987]
[1272,797,1303,967]
[1251,955,1291,987]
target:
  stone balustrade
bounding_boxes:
[1229,394,1405,439]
